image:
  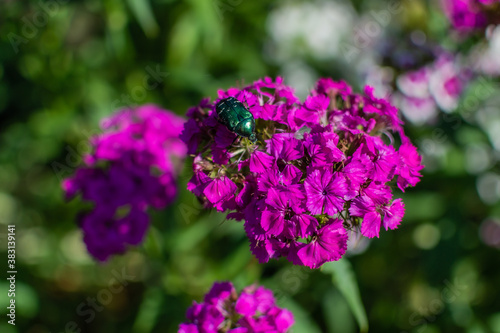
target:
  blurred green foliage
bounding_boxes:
[1,0,500,332]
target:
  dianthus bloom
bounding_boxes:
[63,105,186,261]
[181,77,424,269]
[178,281,294,333]
[442,0,500,32]
[395,53,472,123]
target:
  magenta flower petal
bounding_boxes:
[236,177,257,209]
[205,281,235,305]
[214,124,237,148]
[397,142,424,191]
[315,78,353,97]
[187,171,212,197]
[363,85,403,131]
[291,214,319,238]
[266,134,304,161]
[304,169,347,215]
[257,167,280,192]
[383,198,405,231]
[250,151,275,173]
[364,136,398,183]
[212,143,231,165]
[248,237,285,263]
[349,195,375,217]
[297,219,348,269]
[360,211,382,238]
[279,137,304,161]
[286,241,306,265]
[250,286,276,313]
[363,182,392,206]
[203,176,237,211]
[178,323,199,333]
[235,292,257,316]
[305,94,330,114]
[281,164,302,184]
[261,210,285,236]
[261,188,291,236]
[305,132,345,168]
[273,308,295,333]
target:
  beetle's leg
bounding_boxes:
[227,147,246,168]
[235,149,246,165]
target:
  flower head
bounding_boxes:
[63,105,186,261]
[183,77,423,268]
[441,0,500,32]
[179,282,294,333]
[393,53,472,124]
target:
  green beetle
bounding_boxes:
[215,97,257,143]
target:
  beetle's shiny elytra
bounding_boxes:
[215,97,257,143]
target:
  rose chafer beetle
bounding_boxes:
[215,97,257,143]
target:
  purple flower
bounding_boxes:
[179,282,294,333]
[296,219,348,269]
[235,292,258,317]
[295,94,330,125]
[304,131,345,168]
[396,67,431,99]
[261,188,298,236]
[392,53,471,124]
[63,105,187,261]
[261,188,317,238]
[257,166,302,194]
[397,95,438,125]
[441,0,498,32]
[266,134,304,162]
[349,185,405,238]
[340,153,371,198]
[203,176,237,212]
[363,136,399,183]
[363,85,403,132]
[304,169,348,216]
[250,150,275,173]
[397,142,424,191]
[178,323,198,333]
[80,206,149,261]
[183,77,423,268]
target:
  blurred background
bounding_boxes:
[1,0,500,332]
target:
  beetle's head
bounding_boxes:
[249,133,257,143]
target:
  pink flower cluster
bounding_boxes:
[181,77,424,269]
[63,105,186,261]
[395,54,472,124]
[442,0,500,32]
[179,282,294,333]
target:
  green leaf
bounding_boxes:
[323,288,355,333]
[322,259,368,332]
[126,0,159,38]
[277,296,322,333]
[133,287,163,333]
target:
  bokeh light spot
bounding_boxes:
[413,223,441,249]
